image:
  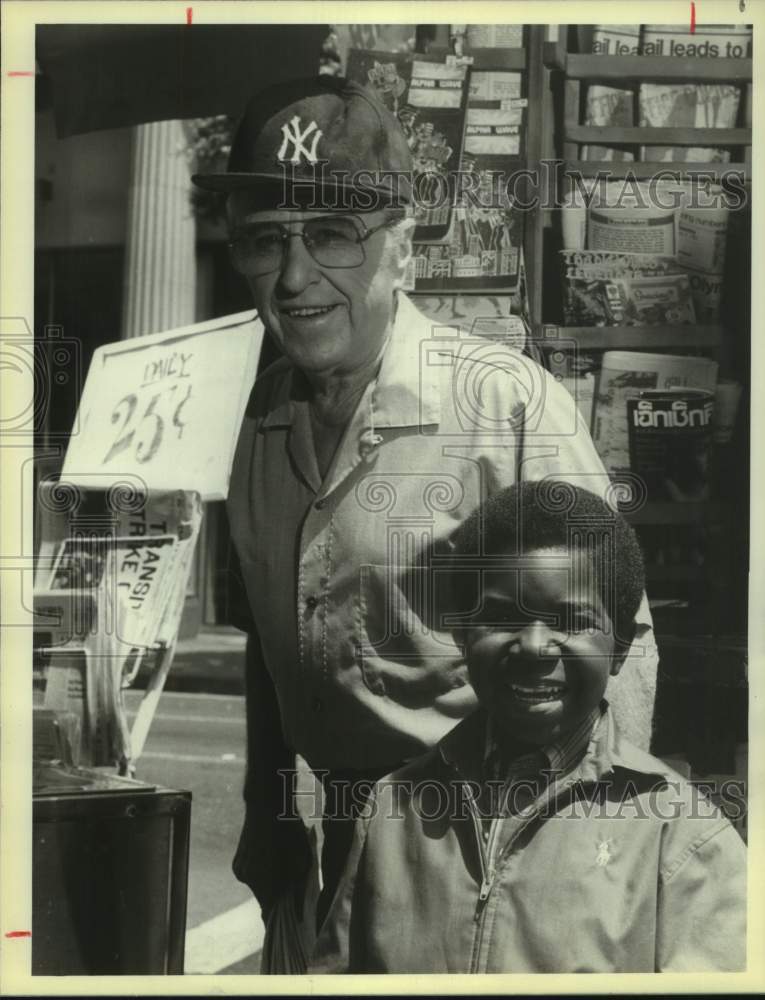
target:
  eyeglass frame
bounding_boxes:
[227,210,407,277]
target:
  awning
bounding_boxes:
[36,24,330,137]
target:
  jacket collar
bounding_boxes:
[259,291,441,431]
[439,702,668,788]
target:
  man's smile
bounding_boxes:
[280,304,341,318]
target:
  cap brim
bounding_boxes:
[191,171,411,209]
[191,172,281,193]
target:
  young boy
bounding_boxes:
[310,481,746,974]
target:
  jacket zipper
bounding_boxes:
[465,773,584,973]
[465,794,495,973]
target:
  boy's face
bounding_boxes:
[460,545,626,746]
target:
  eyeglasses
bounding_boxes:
[228,214,399,277]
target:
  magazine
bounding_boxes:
[562,259,696,327]
[561,249,719,326]
[407,66,525,292]
[346,48,470,242]
[592,351,718,473]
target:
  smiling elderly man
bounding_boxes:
[193,75,658,971]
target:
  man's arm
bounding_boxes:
[227,545,312,920]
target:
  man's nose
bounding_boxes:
[278,232,320,293]
[516,620,561,659]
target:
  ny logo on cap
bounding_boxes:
[278,115,323,164]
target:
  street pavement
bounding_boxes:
[123,689,265,974]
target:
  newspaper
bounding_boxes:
[582,85,636,162]
[588,206,677,256]
[592,351,718,473]
[640,23,752,59]
[639,24,750,162]
[687,270,724,322]
[570,181,730,318]
[579,24,641,56]
[466,24,524,48]
[579,27,640,162]
[677,205,730,274]
[35,487,203,770]
[48,533,180,649]
[559,372,596,430]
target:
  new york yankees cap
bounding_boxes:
[191,75,413,210]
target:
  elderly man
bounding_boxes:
[193,75,657,968]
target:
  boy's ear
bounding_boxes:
[610,622,636,676]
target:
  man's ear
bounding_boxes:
[389,216,416,289]
[452,626,467,656]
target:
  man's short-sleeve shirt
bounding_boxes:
[228,293,656,770]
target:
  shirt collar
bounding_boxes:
[259,292,441,430]
[482,705,603,785]
[372,292,441,428]
[440,701,669,787]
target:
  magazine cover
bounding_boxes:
[408,68,525,291]
[346,48,470,241]
[592,351,719,472]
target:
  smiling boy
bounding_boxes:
[310,482,746,974]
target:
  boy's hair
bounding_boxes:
[448,480,645,643]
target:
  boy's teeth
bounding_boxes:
[510,684,566,702]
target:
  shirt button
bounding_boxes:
[312,696,323,713]
[315,498,327,510]
[305,596,318,612]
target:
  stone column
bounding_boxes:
[121,121,196,339]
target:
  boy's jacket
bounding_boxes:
[311,707,746,974]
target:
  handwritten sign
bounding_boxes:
[61,310,263,500]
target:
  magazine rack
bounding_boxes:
[539,27,751,359]
[419,25,548,335]
[538,27,750,795]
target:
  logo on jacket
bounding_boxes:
[595,838,613,867]
[278,116,323,164]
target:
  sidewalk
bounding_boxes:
[160,626,248,693]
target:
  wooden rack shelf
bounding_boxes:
[565,125,750,147]
[533,325,724,352]
[537,26,750,631]
[561,159,751,181]
[543,45,752,83]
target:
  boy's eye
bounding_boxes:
[567,611,602,633]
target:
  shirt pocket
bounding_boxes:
[356,563,468,703]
